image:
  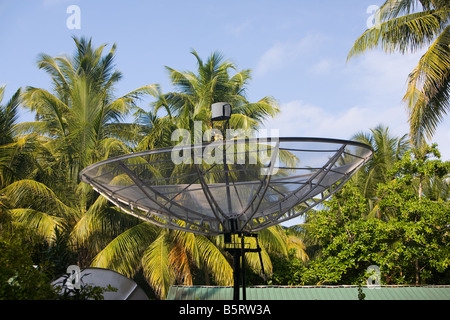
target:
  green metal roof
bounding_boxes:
[167,285,450,300]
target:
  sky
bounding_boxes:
[1,0,449,162]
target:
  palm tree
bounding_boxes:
[132,105,177,150]
[21,37,158,189]
[154,50,280,136]
[351,125,410,217]
[4,37,157,265]
[0,85,23,228]
[0,86,42,188]
[0,87,60,235]
[0,86,21,146]
[0,86,21,188]
[348,0,450,145]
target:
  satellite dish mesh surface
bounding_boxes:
[81,137,373,235]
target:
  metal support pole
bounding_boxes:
[232,241,240,301]
[241,234,246,301]
[225,233,263,301]
[223,119,233,216]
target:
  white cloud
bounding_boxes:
[255,33,327,76]
[226,20,251,37]
[263,99,450,160]
[257,42,450,159]
[255,43,287,76]
[262,100,409,141]
[309,59,333,75]
[343,49,450,159]
[344,49,426,104]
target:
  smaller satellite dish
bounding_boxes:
[52,267,149,300]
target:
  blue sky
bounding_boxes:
[1,0,449,160]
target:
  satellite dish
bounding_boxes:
[52,267,149,300]
[80,137,373,235]
[80,136,373,300]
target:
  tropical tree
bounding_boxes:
[284,156,449,286]
[391,142,450,199]
[0,85,21,228]
[0,86,21,146]
[2,37,157,267]
[152,50,280,137]
[0,87,58,237]
[132,106,177,150]
[351,125,409,205]
[0,86,34,189]
[21,37,158,189]
[348,0,450,145]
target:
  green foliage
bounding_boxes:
[391,143,450,199]
[153,49,280,135]
[270,249,304,285]
[357,285,366,300]
[351,125,409,201]
[0,230,116,300]
[0,232,57,299]
[276,144,449,286]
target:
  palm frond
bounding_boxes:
[404,25,450,142]
[2,179,78,223]
[36,53,71,92]
[0,86,21,144]
[9,208,63,242]
[195,235,233,285]
[92,222,158,278]
[348,6,449,59]
[258,225,289,257]
[142,232,174,299]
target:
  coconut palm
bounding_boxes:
[0,87,56,244]
[351,125,410,217]
[0,86,21,146]
[154,50,280,136]
[0,87,42,188]
[132,105,177,150]
[21,37,158,189]
[0,86,22,188]
[0,87,58,231]
[4,37,157,264]
[348,0,450,145]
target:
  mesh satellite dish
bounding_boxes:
[80,102,373,300]
[52,267,149,300]
[81,137,372,235]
